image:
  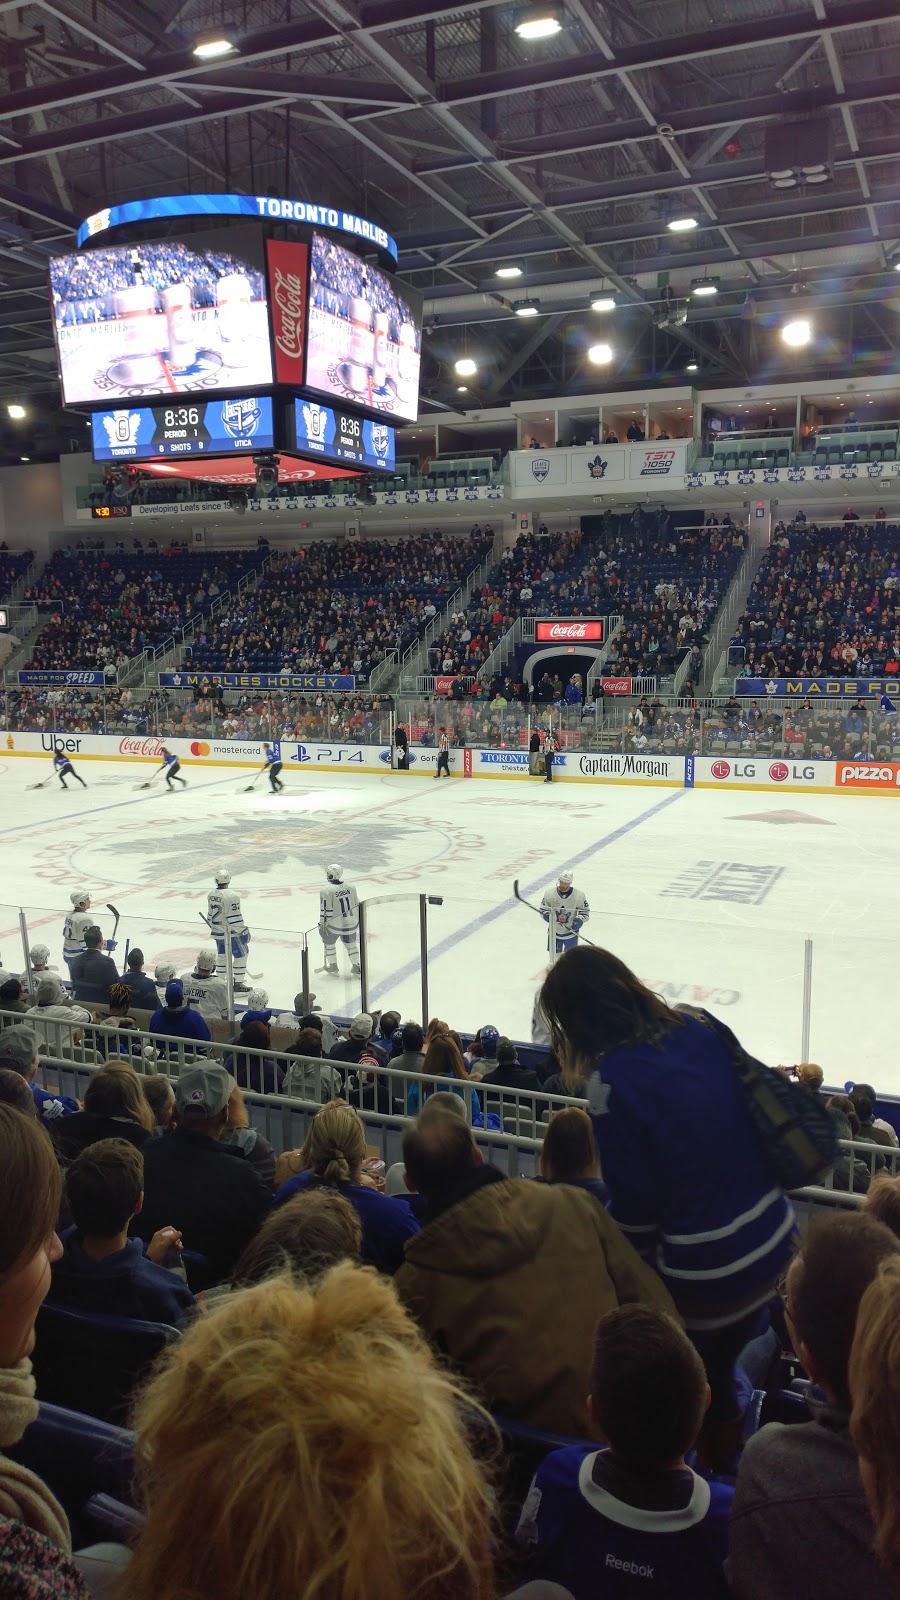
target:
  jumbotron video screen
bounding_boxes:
[305,233,422,423]
[48,227,273,405]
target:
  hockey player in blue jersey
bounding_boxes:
[540,870,590,960]
[52,751,87,789]
[263,741,284,793]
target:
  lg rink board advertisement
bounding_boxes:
[49,227,273,406]
[90,396,275,461]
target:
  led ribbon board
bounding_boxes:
[78,194,397,263]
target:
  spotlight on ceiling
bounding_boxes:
[589,292,616,312]
[667,216,698,233]
[228,489,249,515]
[781,318,812,348]
[7,403,26,419]
[254,454,279,496]
[685,361,699,372]
[691,277,719,297]
[495,265,523,279]
[514,298,540,317]
[192,36,236,58]
[454,357,477,376]
[588,342,613,365]
[514,9,561,38]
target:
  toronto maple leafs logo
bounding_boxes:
[737,468,755,485]
[840,462,858,480]
[813,464,831,481]
[324,495,337,508]
[787,465,806,483]
[426,488,439,503]
[487,486,502,499]
[714,470,729,486]
[531,458,550,482]
[303,497,317,510]
[867,462,884,479]
[384,492,398,505]
[446,487,459,501]
[685,471,705,490]
[763,467,780,484]
[587,455,607,480]
[464,486,479,500]
[405,490,420,504]
[300,402,328,443]
[103,410,142,448]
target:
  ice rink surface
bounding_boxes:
[0,754,896,1092]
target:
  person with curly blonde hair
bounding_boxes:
[273,1100,418,1273]
[850,1256,900,1588]
[122,1263,496,1600]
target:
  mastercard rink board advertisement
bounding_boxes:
[5,732,900,794]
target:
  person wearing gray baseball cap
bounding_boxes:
[132,1065,269,1290]
[0,1025,79,1122]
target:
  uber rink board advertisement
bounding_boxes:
[7,732,900,793]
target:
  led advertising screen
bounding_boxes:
[91,397,275,462]
[49,227,273,405]
[294,398,395,473]
[304,232,422,423]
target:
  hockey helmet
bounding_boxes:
[154,961,176,985]
[70,888,91,907]
[478,1025,500,1057]
[197,946,217,973]
[29,945,50,965]
[557,870,574,887]
[215,868,231,886]
[246,986,269,1009]
[326,863,344,884]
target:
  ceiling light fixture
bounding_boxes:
[454,357,477,376]
[589,292,616,312]
[7,403,26,419]
[691,276,719,297]
[495,265,523,279]
[685,361,699,372]
[667,216,698,233]
[781,318,812,348]
[514,298,540,317]
[515,9,562,39]
[588,342,613,365]
[192,36,236,58]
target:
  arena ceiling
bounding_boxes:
[0,0,898,457]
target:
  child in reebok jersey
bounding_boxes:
[516,1304,732,1599]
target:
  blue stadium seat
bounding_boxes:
[6,1402,136,1546]
[32,1300,180,1425]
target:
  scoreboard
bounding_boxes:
[293,399,395,473]
[91,396,275,462]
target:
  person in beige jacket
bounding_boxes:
[394,1111,676,1438]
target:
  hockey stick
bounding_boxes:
[107,903,120,941]
[512,879,596,947]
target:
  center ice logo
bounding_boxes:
[222,399,261,440]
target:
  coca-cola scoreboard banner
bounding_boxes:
[266,239,308,387]
[535,619,605,643]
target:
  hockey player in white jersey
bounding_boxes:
[19,945,61,999]
[62,889,97,980]
[179,947,230,1020]
[206,868,251,992]
[317,864,361,976]
[540,870,590,960]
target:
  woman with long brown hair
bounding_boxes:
[539,945,795,1467]
[406,1034,481,1120]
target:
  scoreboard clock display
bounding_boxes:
[91,395,275,463]
[91,504,131,518]
[293,398,395,472]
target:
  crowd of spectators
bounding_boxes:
[732,514,900,679]
[23,544,266,674]
[309,233,419,339]
[430,511,745,685]
[1,938,900,1598]
[50,241,265,325]
[0,544,33,596]
[184,531,491,678]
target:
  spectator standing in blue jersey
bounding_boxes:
[517,1305,732,1599]
[539,947,796,1469]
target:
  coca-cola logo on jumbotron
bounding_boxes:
[710,760,731,779]
[535,620,604,642]
[118,737,165,758]
[272,267,305,360]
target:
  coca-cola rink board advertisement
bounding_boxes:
[535,619,605,643]
[265,239,308,386]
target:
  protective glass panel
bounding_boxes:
[359,892,423,1029]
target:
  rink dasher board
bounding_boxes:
[4,732,900,794]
